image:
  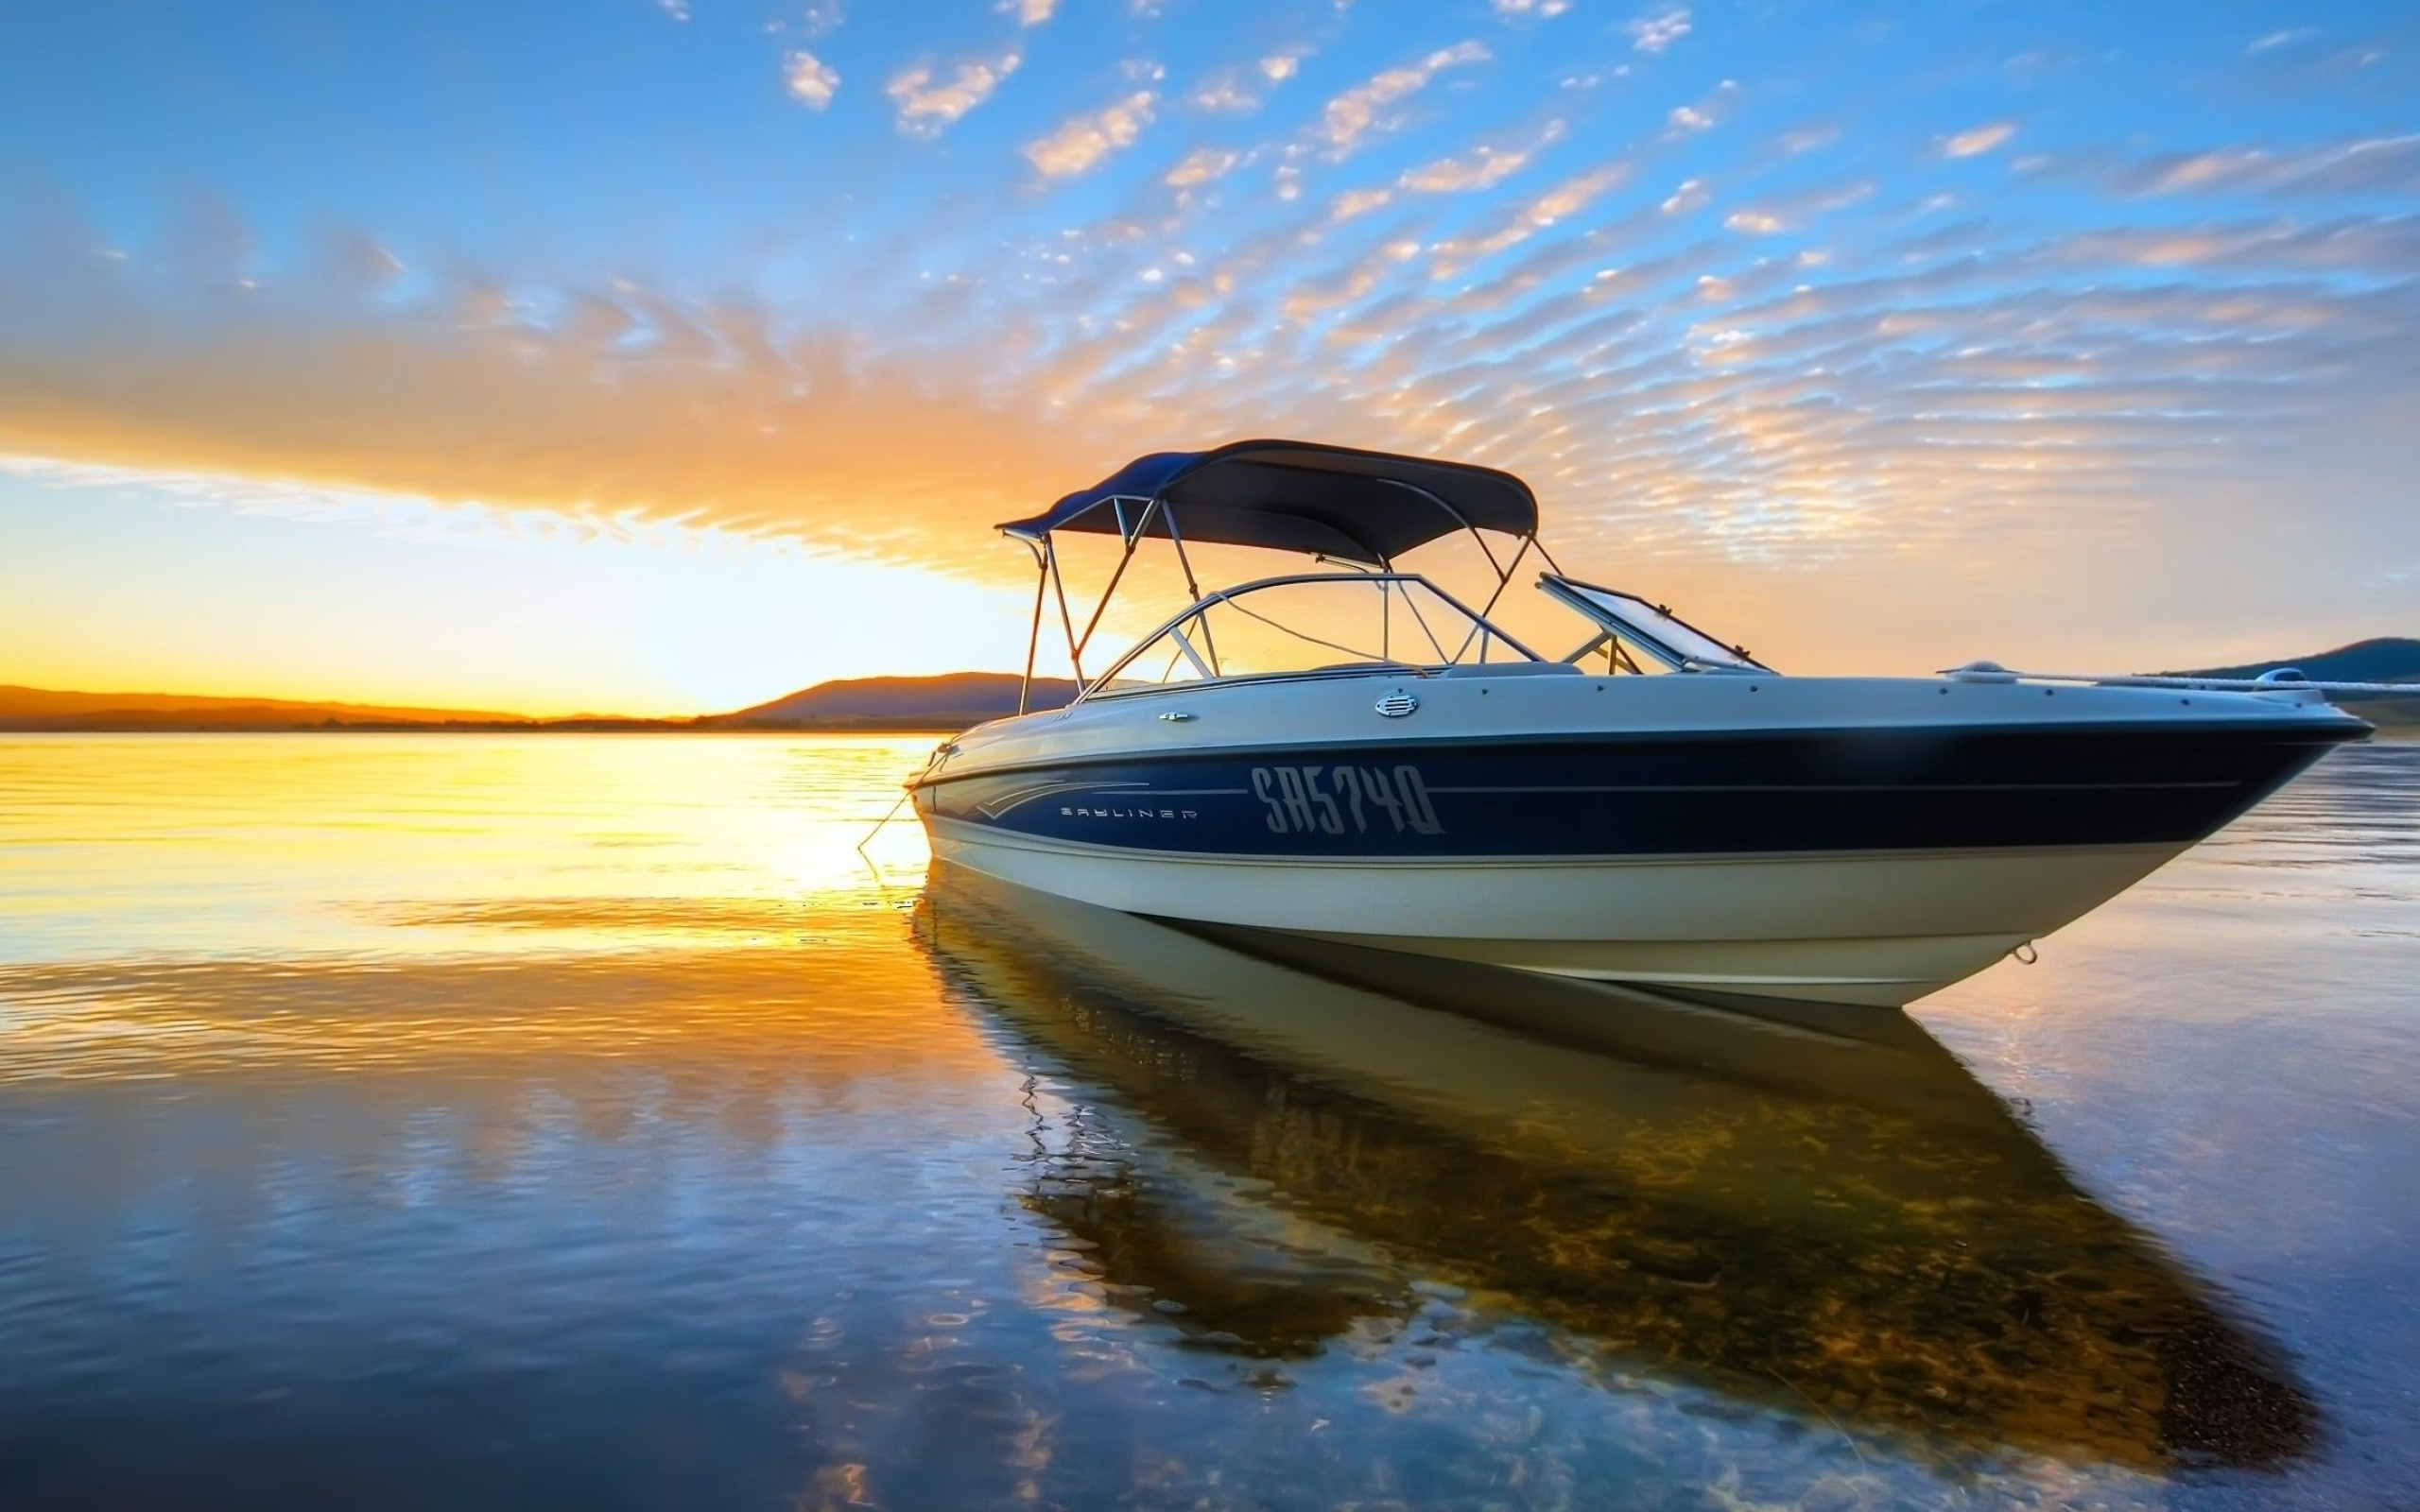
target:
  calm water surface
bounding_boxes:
[1,733,2414,1510]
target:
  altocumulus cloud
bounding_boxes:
[886,45,1023,138]
[1315,42,1491,158]
[783,51,839,109]
[1629,8,1691,53]
[1400,119,1569,194]
[1024,90,1157,177]
[1941,121,2017,158]
[1164,146,1241,188]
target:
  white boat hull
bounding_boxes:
[925,816,2187,1005]
[912,668,2365,1008]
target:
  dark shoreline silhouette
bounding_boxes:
[0,672,1065,732]
[6,642,2411,731]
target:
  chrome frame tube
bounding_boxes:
[1000,487,1550,713]
[1373,476,1507,582]
[1077,570,1547,700]
[1070,497,1160,666]
[1046,536,1084,687]
[1017,541,1048,715]
[1451,533,1534,663]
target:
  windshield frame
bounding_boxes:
[1538,573,1771,675]
[1077,571,1547,703]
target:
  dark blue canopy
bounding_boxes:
[995,439,1538,566]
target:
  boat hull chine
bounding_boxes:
[924,818,2188,1006]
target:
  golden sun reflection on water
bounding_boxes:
[0,734,981,1084]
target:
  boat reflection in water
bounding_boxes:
[917,862,2315,1474]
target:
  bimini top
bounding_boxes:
[994,438,1538,567]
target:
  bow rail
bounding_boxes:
[1940,661,2411,699]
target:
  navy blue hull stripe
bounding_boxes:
[1427,781,2241,793]
[913,716,2363,788]
[913,727,2342,859]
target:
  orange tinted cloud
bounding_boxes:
[5,172,2416,679]
[0,259,1107,579]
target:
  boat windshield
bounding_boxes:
[1539,574,1770,674]
[1085,573,1540,697]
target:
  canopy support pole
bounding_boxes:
[1072,497,1159,670]
[1162,506,1223,678]
[1046,536,1085,688]
[1374,477,1505,582]
[1453,534,1534,662]
[1017,542,1048,715]
[1165,506,1202,599]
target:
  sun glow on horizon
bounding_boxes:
[0,459,1057,715]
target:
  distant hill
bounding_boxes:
[0,672,1069,733]
[0,684,543,731]
[708,672,1079,730]
[2163,638,2420,728]
[2165,638,2420,684]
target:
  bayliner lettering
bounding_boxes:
[1251,765,1443,836]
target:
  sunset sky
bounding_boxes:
[2,0,2414,714]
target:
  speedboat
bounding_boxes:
[909,438,2376,1007]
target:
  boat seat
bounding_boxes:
[1437,662,1584,678]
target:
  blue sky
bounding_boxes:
[2,0,2414,711]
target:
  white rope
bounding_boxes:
[855,788,913,857]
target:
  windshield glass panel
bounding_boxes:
[1540,576,1766,673]
[1091,575,1531,695]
